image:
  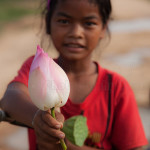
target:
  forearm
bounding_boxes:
[0,82,38,127]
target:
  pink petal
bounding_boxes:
[28,67,47,110]
[30,46,49,75]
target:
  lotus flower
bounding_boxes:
[28,45,70,111]
[28,45,70,150]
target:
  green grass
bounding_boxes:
[0,7,35,22]
[0,0,40,29]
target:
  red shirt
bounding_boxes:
[11,56,148,150]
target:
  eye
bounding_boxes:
[85,21,97,27]
[57,19,69,25]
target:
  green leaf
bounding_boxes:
[62,115,88,146]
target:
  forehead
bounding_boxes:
[53,0,100,18]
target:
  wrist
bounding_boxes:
[31,109,39,128]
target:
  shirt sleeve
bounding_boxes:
[10,56,34,87]
[110,74,148,150]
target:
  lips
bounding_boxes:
[63,43,85,52]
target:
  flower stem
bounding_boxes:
[51,107,67,150]
[51,107,56,119]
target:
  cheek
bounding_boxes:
[51,26,65,41]
[87,33,101,48]
[51,30,62,45]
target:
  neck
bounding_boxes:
[57,56,96,76]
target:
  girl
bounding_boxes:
[0,0,148,149]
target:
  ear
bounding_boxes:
[99,23,108,39]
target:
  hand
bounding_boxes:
[32,109,65,150]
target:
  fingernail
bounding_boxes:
[59,133,65,139]
[60,122,63,128]
[55,124,61,129]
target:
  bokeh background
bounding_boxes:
[0,0,150,149]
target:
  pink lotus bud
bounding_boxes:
[28,45,70,111]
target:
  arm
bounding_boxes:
[0,82,65,150]
[0,82,38,127]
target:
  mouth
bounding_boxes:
[63,43,85,52]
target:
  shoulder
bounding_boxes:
[22,55,35,67]
[18,55,35,73]
[19,55,58,73]
[97,63,135,104]
[97,63,130,87]
[9,56,35,86]
[106,68,130,88]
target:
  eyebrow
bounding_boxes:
[56,12,99,20]
[56,12,72,18]
[84,16,99,20]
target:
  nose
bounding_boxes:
[68,23,84,39]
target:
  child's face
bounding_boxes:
[50,0,106,61]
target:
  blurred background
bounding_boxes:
[0,0,150,149]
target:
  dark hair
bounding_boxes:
[44,0,112,35]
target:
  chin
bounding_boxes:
[63,54,85,61]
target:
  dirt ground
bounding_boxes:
[0,0,150,149]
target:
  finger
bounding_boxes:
[35,124,59,143]
[42,111,63,129]
[34,119,65,139]
[45,125,65,139]
[37,139,61,150]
